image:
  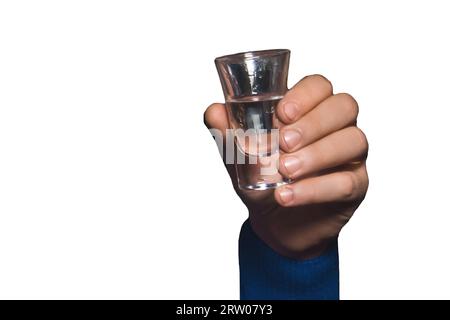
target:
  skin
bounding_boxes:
[204,75,369,260]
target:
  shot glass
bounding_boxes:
[215,49,291,190]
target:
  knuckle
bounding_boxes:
[361,165,370,194]
[340,172,358,199]
[336,93,359,119]
[309,74,333,94]
[352,126,369,154]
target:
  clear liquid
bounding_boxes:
[226,95,289,190]
[227,95,282,157]
[227,95,282,131]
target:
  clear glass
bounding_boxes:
[215,49,292,190]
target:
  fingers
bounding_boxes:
[204,102,238,183]
[276,74,333,124]
[279,126,369,180]
[274,162,369,206]
[280,93,359,152]
[203,103,228,135]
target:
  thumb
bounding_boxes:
[204,103,238,186]
[203,103,228,136]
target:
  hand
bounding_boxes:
[204,75,369,259]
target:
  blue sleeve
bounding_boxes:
[239,219,339,300]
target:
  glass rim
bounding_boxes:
[215,49,290,63]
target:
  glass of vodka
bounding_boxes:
[215,49,292,190]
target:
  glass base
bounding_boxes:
[239,178,291,191]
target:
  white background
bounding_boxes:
[0,0,449,299]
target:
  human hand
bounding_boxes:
[204,75,368,259]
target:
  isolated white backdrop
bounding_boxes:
[0,1,449,299]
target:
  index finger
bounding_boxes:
[277,74,333,124]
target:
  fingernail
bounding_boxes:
[278,187,294,204]
[282,129,302,150]
[283,102,299,121]
[282,156,301,175]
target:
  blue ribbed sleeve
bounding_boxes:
[239,220,339,300]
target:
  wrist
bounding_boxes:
[249,215,334,260]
